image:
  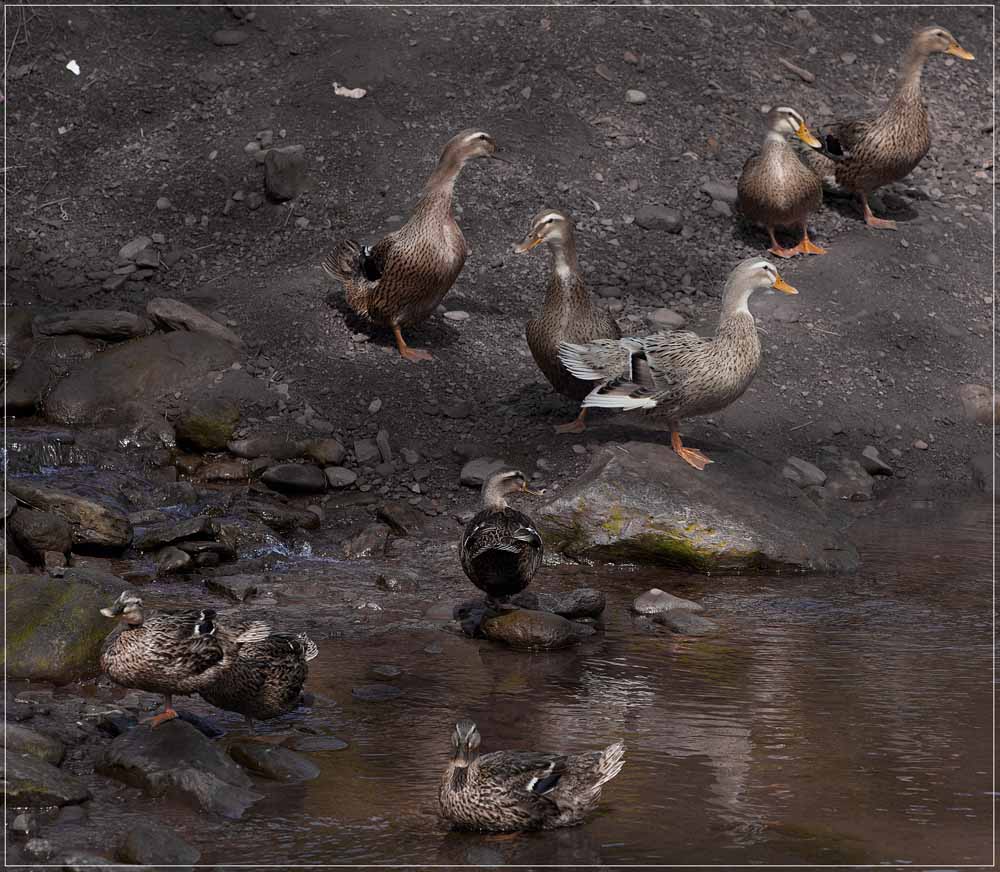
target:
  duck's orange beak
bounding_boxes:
[515,235,543,254]
[946,41,974,60]
[772,275,798,295]
[795,122,822,149]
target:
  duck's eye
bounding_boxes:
[477,134,488,140]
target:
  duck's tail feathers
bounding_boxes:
[558,338,636,382]
[297,632,320,662]
[582,379,658,410]
[236,621,272,644]
[594,740,626,789]
[322,240,364,284]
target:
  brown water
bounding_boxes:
[83,502,994,866]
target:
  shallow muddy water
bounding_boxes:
[80,500,992,867]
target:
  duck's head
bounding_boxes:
[100,590,145,626]
[193,609,217,637]
[515,209,572,254]
[451,719,481,766]
[481,469,544,510]
[731,257,798,295]
[913,26,974,60]
[441,129,501,164]
[765,107,821,148]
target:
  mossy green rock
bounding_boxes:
[537,441,859,575]
[4,752,91,807]
[3,724,66,765]
[4,574,113,683]
[175,397,240,452]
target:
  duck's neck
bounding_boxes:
[482,486,510,513]
[418,150,464,219]
[892,43,929,108]
[719,277,758,324]
[545,237,588,306]
[763,130,789,149]
[450,755,478,789]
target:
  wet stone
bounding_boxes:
[861,446,893,476]
[823,460,874,502]
[157,546,192,574]
[261,463,327,494]
[654,609,719,636]
[199,460,249,482]
[230,433,306,460]
[10,509,72,561]
[282,734,348,753]
[352,683,403,702]
[4,753,91,807]
[134,516,213,551]
[305,437,346,465]
[549,587,606,619]
[3,724,66,765]
[117,821,200,867]
[175,397,240,452]
[343,523,390,558]
[228,740,320,782]
[204,574,261,602]
[375,570,421,593]
[376,500,425,536]
[481,608,579,650]
[325,467,357,489]
[370,664,402,679]
[33,310,149,342]
[632,588,703,615]
[783,457,827,488]
[460,457,508,487]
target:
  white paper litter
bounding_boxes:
[66,60,80,76]
[333,82,366,99]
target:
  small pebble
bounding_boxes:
[625,89,648,105]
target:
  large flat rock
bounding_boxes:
[3,752,91,807]
[7,479,132,549]
[43,331,239,425]
[536,441,859,574]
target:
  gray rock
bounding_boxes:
[654,609,719,636]
[481,609,579,650]
[632,588,702,615]
[343,523,390,558]
[648,308,686,330]
[146,298,242,347]
[549,588,606,619]
[376,429,393,463]
[212,28,247,45]
[198,460,249,482]
[2,724,66,765]
[261,463,327,494]
[958,383,996,425]
[10,509,72,561]
[175,397,240,452]
[117,821,200,866]
[204,574,260,602]
[860,446,893,476]
[354,438,380,465]
[352,683,403,702]
[229,433,306,460]
[823,460,874,502]
[325,467,357,488]
[158,546,193,574]
[305,438,347,465]
[376,570,421,593]
[370,664,402,679]
[6,574,116,683]
[3,753,90,807]
[44,331,239,425]
[537,441,859,573]
[5,355,55,414]
[461,457,508,487]
[782,456,827,488]
[119,236,152,260]
[283,734,349,753]
[244,500,321,532]
[625,89,648,104]
[33,310,149,341]
[134,516,213,551]
[700,181,738,204]
[634,205,682,233]
[376,500,425,536]
[228,740,320,781]
[7,480,131,549]
[97,719,262,819]
[264,145,308,201]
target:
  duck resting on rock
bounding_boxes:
[322,129,503,361]
[797,25,974,230]
[460,469,544,619]
[516,209,622,433]
[558,258,797,471]
[738,107,826,258]
[440,719,625,832]
[100,591,271,727]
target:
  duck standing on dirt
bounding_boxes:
[516,209,622,433]
[322,129,501,362]
[558,258,797,471]
[738,107,826,258]
[460,469,543,612]
[199,631,319,733]
[440,719,626,832]
[797,25,974,229]
[99,591,271,727]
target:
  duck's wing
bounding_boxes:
[478,751,570,799]
[463,509,540,559]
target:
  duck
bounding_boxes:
[558,258,797,470]
[460,469,543,610]
[516,209,622,433]
[797,26,974,230]
[439,719,625,833]
[322,129,502,361]
[99,591,271,727]
[737,107,826,258]
[199,632,319,733]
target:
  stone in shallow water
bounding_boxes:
[2,724,66,765]
[283,734,349,753]
[481,608,578,650]
[550,587,606,619]
[653,609,719,636]
[261,463,327,494]
[33,310,149,341]
[7,480,132,550]
[134,516,213,551]
[4,753,91,807]
[116,820,200,866]
[632,588,702,615]
[351,683,403,702]
[228,740,320,782]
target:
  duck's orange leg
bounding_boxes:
[861,194,897,230]
[671,430,712,471]
[767,226,800,259]
[554,408,587,434]
[392,325,433,362]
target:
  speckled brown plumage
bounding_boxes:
[797,26,974,228]
[440,720,625,833]
[199,632,318,726]
[559,258,798,469]
[322,129,498,360]
[460,470,542,604]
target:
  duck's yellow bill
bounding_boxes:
[772,276,798,295]
[795,122,822,149]
[522,485,546,496]
[946,42,974,60]
[515,237,543,253]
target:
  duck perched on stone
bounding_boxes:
[460,470,543,610]
[100,591,271,727]
[559,258,797,470]
[440,720,625,832]
[738,107,826,258]
[322,129,502,361]
[516,210,622,433]
[199,632,318,732]
[797,26,974,229]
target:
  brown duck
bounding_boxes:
[516,210,622,433]
[798,26,974,230]
[738,107,826,258]
[322,129,501,361]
